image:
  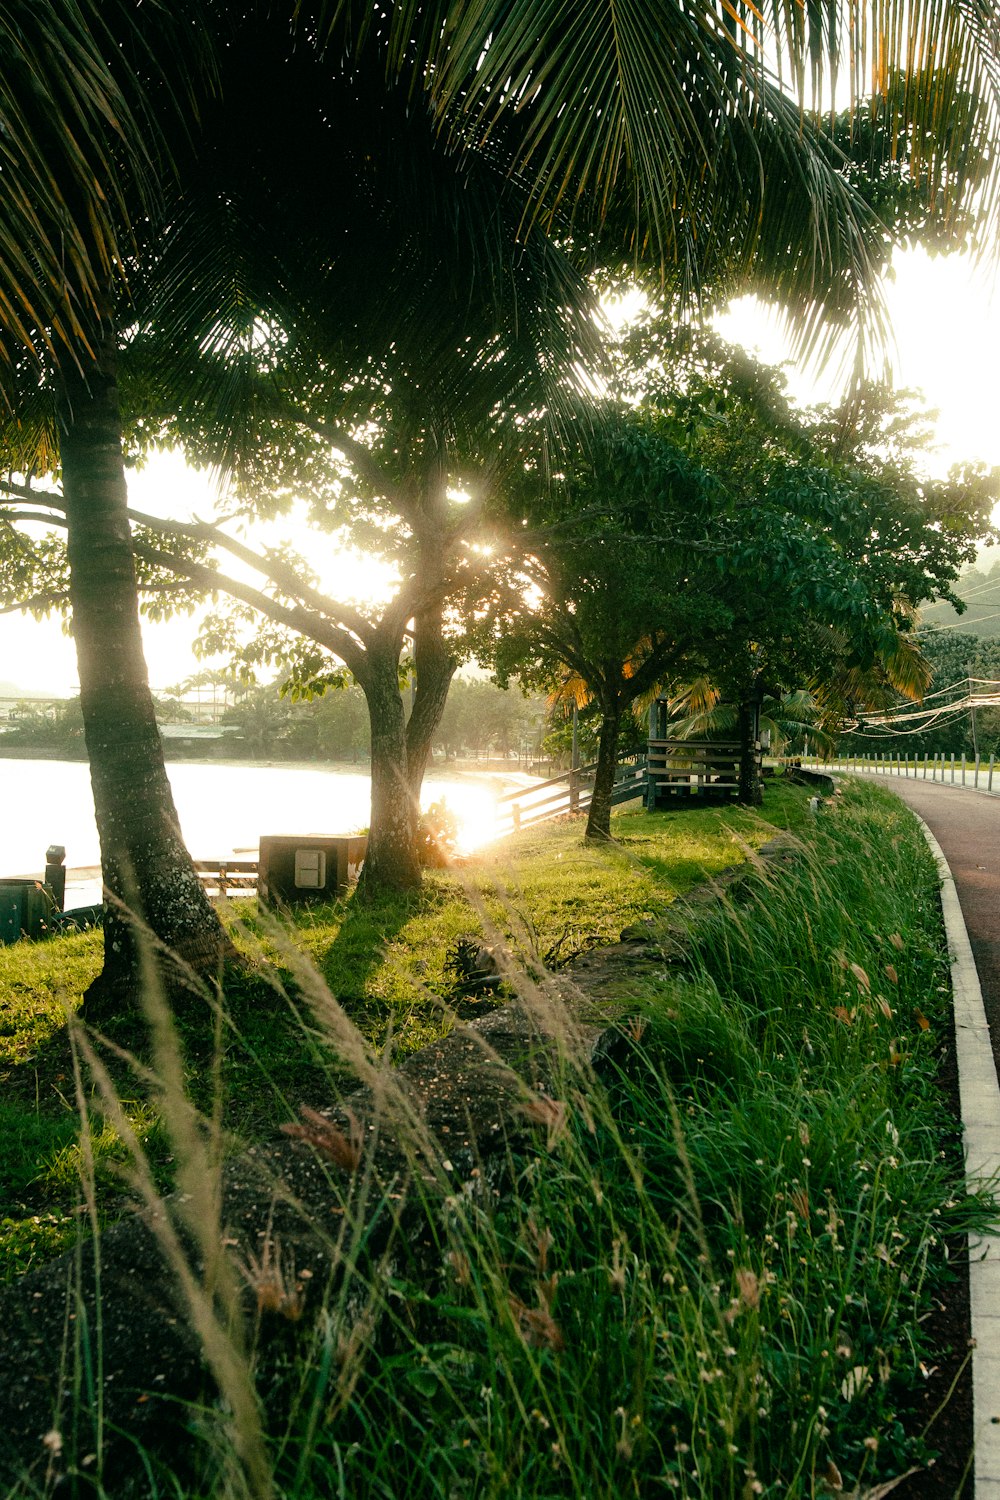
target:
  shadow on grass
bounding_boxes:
[310,887,419,1009]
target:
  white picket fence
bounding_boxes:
[816,752,997,790]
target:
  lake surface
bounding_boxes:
[0,758,532,904]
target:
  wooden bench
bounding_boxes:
[646,739,760,807]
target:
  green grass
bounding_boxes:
[0,776,988,1497]
[241,780,811,1050]
[0,782,806,1283]
[236,779,984,1499]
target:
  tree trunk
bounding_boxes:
[58,322,233,1015]
[585,700,622,840]
[356,645,423,898]
[737,699,763,806]
[405,608,457,799]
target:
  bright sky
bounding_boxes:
[5,243,1000,699]
[716,244,1000,474]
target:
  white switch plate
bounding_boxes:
[294,848,326,889]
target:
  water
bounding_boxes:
[0,757,531,904]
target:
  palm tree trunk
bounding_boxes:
[737,699,763,806]
[357,644,423,897]
[585,701,622,841]
[59,320,232,1013]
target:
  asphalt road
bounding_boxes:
[865,774,1000,1042]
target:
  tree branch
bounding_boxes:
[130,541,369,679]
[263,396,409,513]
[0,509,69,529]
[0,592,68,615]
[0,478,65,510]
[126,506,374,647]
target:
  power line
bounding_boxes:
[924,577,1000,606]
[929,608,1000,632]
[872,691,1000,722]
[923,572,1000,607]
[919,676,982,701]
[860,695,991,728]
[852,706,972,738]
[864,699,972,724]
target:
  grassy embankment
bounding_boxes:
[0,777,992,1496]
[0,784,809,1278]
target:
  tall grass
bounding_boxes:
[8,780,990,1498]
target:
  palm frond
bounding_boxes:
[139,22,603,487]
[875,628,933,702]
[308,0,1000,370]
[546,671,592,710]
[0,0,213,371]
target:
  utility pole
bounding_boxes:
[570,702,580,811]
[969,663,980,763]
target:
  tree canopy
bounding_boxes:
[1,0,999,936]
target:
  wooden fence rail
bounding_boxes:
[193,859,259,896]
[494,756,647,833]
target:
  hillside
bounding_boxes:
[921,558,1000,637]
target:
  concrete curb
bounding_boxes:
[915,817,1000,1494]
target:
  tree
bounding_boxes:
[653,353,1000,799]
[284,684,371,763]
[433,679,543,764]
[479,410,731,839]
[118,12,602,896]
[0,4,239,1012]
[479,328,1000,821]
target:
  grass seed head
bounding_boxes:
[526,1217,554,1274]
[281,1105,363,1172]
[447,1249,471,1286]
[509,1293,565,1352]
[790,1188,810,1220]
[522,1094,569,1149]
[238,1235,306,1322]
[735,1267,761,1311]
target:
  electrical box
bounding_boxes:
[294,848,326,889]
[258,835,367,909]
[0,880,54,944]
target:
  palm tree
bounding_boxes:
[0,5,236,1011]
[668,684,839,756]
[57,335,237,1011]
